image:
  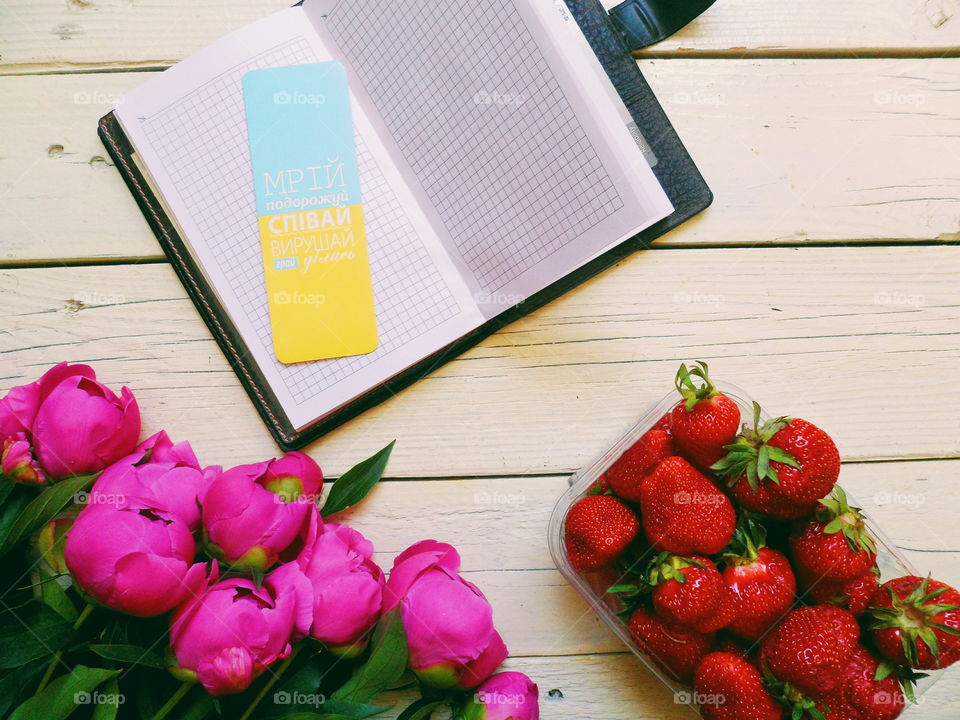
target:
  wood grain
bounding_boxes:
[1,0,959,74]
[2,60,959,264]
[3,246,959,476]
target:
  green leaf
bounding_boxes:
[0,473,96,558]
[0,476,15,505]
[91,678,121,720]
[317,700,392,718]
[8,665,119,720]
[396,699,445,720]
[0,601,71,669]
[332,607,408,704]
[89,643,165,669]
[0,486,34,549]
[321,442,395,517]
[39,568,78,622]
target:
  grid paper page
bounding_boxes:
[325,0,625,292]
[137,38,462,406]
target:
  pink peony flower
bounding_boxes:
[0,362,140,479]
[462,672,540,720]
[64,504,208,617]
[384,540,508,690]
[168,562,311,696]
[200,452,323,572]
[291,515,384,656]
[89,431,214,530]
[1,433,47,485]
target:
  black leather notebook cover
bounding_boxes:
[98,0,713,450]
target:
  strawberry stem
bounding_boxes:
[817,485,877,556]
[674,361,719,411]
[711,401,798,491]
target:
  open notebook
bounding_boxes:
[100,0,712,449]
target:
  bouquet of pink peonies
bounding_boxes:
[0,363,539,720]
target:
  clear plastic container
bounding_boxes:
[548,382,943,716]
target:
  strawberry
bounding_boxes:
[647,553,733,634]
[697,586,739,634]
[652,412,673,434]
[627,606,714,683]
[823,646,906,720]
[667,361,741,470]
[640,456,736,556]
[790,487,878,585]
[693,651,783,720]
[606,429,673,502]
[713,403,840,520]
[588,473,611,495]
[721,515,797,642]
[759,605,860,696]
[713,632,753,660]
[564,494,639,573]
[802,570,880,618]
[867,575,960,669]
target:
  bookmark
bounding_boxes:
[243,62,378,364]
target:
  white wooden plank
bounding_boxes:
[2,0,959,73]
[2,247,959,476]
[599,0,960,56]
[3,60,959,264]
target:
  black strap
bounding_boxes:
[608,0,716,51]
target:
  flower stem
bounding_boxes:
[238,645,302,720]
[34,602,96,694]
[150,680,193,720]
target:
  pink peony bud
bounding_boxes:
[2,363,141,479]
[168,562,311,696]
[292,515,384,656]
[0,362,96,441]
[462,672,540,720]
[2,433,48,485]
[384,540,508,690]
[201,453,323,572]
[89,431,211,530]
[64,504,208,617]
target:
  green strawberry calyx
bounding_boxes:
[721,512,768,566]
[762,670,828,720]
[645,552,705,588]
[868,575,960,667]
[874,660,928,704]
[711,401,800,491]
[816,485,877,556]
[674,361,720,410]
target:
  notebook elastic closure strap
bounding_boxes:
[607,0,716,51]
